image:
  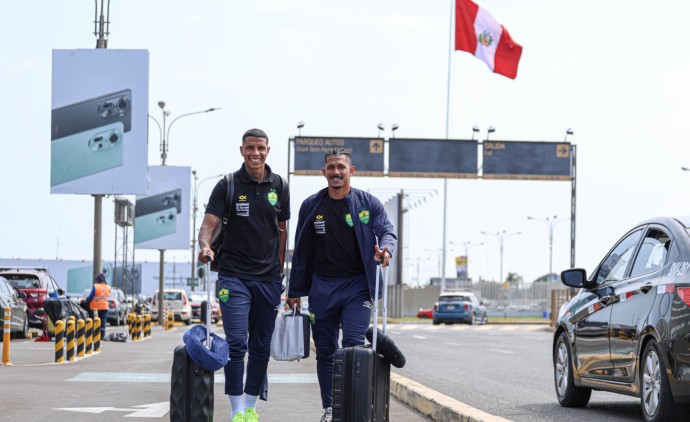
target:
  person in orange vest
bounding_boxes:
[87,273,111,338]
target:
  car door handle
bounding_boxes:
[640,283,653,294]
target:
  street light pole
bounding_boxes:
[149,101,221,324]
[191,171,223,290]
[527,215,569,279]
[481,230,521,283]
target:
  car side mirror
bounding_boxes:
[18,291,27,299]
[561,268,588,288]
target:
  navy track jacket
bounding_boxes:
[289,187,397,300]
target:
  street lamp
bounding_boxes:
[296,121,305,136]
[191,170,223,290]
[481,230,521,283]
[471,126,480,141]
[527,215,569,280]
[391,123,399,139]
[155,101,221,165]
[486,126,496,141]
[564,128,574,142]
[449,240,484,280]
[377,123,385,138]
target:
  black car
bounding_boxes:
[553,216,690,421]
[0,276,29,338]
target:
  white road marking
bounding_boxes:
[412,335,427,340]
[474,325,493,331]
[400,325,419,330]
[499,326,519,331]
[444,342,461,346]
[489,348,515,354]
[55,402,169,417]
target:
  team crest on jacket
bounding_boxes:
[345,213,354,227]
[358,209,370,224]
[478,30,493,47]
[267,189,278,206]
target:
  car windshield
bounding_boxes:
[3,275,41,289]
[189,294,206,302]
[163,292,183,301]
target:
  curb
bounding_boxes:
[390,373,511,422]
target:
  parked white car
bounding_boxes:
[150,289,192,325]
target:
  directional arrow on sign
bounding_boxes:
[55,402,169,418]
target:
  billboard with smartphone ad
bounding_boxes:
[51,49,149,194]
[134,166,191,250]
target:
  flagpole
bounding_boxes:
[441,0,455,294]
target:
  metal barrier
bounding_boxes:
[550,289,573,327]
[66,319,75,362]
[2,307,11,366]
[85,318,93,355]
[55,320,65,363]
[93,316,101,353]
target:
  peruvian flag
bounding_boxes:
[455,0,523,79]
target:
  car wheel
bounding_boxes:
[482,314,488,325]
[432,319,440,325]
[184,318,191,326]
[640,340,687,421]
[470,313,476,325]
[554,331,591,407]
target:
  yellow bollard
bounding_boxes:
[66,319,75,362]
[93,316,101,353]
[55,320,65,363]
[168,311,174,331]
[76,319,85,358]
[136,315,142,341]
[128,313,135,338]
[2,307,12,366]
[144,314,151,338]
[85,318,93,355]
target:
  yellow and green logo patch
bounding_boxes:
[267,190,278,206]
[345,213,353,227]
[219,288,230,303]
[358,209,370,224]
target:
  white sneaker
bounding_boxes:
[319,407,332,422]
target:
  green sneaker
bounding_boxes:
[231,412,245,422]
[244,408,260,422]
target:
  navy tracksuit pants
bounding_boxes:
[309,273,371,408]
[218,275,282,397]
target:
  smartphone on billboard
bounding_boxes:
[134,188,183,244]
[134,207,178,244]
[135,188,182,216]
[51,121,125,186]
[51,89,132,140]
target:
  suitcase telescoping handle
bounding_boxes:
[205,261,211,349]
[372,263,388,354]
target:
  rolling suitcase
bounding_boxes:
[170,262,215,422]
[332,265,391,422]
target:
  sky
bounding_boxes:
[2,1,690,287]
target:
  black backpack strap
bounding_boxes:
[222,172,234,225]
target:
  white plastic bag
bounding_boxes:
[270,308,306,362]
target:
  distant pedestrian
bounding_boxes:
[57,288,67,299]
[87,273,110,338]
[288,147,397,421]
